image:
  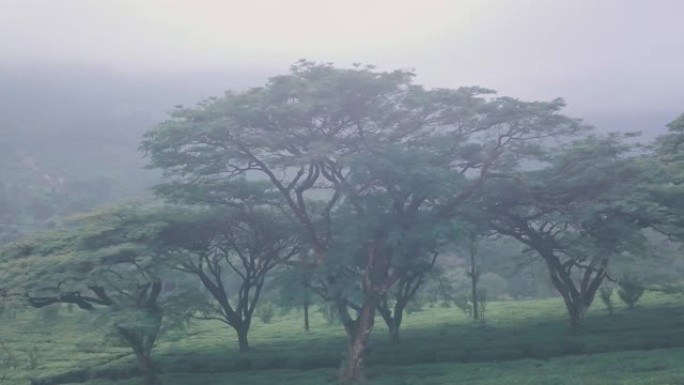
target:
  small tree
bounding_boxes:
[434,266,473,317]
[465,233,482,321]
[599,287,615,314]
[256,301,276,324]
[617,274,645,309]
[159,206,301,353]
[376,250,439,343]
[270,265,316,331]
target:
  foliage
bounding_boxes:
[4,292,684,385]
[0,205,203,385]
[318,303,340,326]
[141,61,588,380]
[404,298,425,314]
[0,142,124,243]
[155,205,301,352]
[479,273,509,301]
[479,134,659,331]
[599,287,615,315]
[3,64,680,384]
[2,62,684,385]
[618,274,645,309]
[256,301,276,324]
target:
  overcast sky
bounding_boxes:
[1,0,682,133]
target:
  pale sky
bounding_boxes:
[1,0,683,129]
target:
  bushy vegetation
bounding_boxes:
[618,274,646,309]
[1,292,684,385]
[599,287,615,315]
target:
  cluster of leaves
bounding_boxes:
[617,274,645,309]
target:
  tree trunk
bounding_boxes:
[135,350,161,385]
[117,309,162,385]
[551,273,588,333]
[236,325,250,353]
[339,301,375,385]
[303,300,310,332]
[388,321,400,343]
[543,255,605,334]
[377,302,402,343]
[388,303,404,343]
[568,302,588,333]
[468,237,480,321]
[470,272,479,321]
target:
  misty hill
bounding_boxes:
[0,67,266,200]
[0,66,675,236]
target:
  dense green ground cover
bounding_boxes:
[2,292,684,384]
[81,349,684,385]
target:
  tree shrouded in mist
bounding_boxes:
[143,60,595,383]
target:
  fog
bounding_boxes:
[1,0,683,211]
[2,0,682,122]
[3,3,684,384]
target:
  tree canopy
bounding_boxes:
[142,61,594,384]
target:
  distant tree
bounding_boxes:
[255,300,276,324]
[270,264,316,331]
[481,135,654,332]
[376,249,438,342]
[617,273,645,309]
[465,232,483,321]
[599,286,615,315]
[656,113,684,158]
[0,144,116,242]
[433,263,473,316]
[156,206,301,353]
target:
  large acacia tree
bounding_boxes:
[142,61,585,383]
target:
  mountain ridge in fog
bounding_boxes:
[0,65,676,204]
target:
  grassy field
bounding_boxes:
[77,349,684,385]
[2,291,684,384]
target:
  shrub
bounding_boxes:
[618,274,645,309]
[479,272,509,300]
[599,287,615,314]
[405,299,424,314]
[318,304,339,325]
[256,301,275,324]
[450,293,472,317]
